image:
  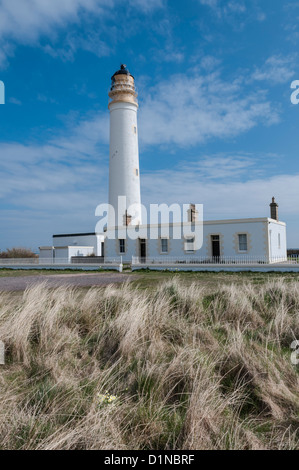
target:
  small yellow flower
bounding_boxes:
[97,391,118,407]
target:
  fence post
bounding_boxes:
[0,341,4,365]
[119,256,123,273]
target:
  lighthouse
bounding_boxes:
[40,64,288,266]
[108,64,142,228]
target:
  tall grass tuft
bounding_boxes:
[0,278,298,450]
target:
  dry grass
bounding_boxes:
[0,278,298,450]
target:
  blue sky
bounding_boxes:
[0,0,299,250]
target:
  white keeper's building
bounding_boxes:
[40,65,287,264]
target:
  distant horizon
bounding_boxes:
[1,0,299,250]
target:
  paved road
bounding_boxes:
[0,272,135,292]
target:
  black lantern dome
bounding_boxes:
[111,64,134,80]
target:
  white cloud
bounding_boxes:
[153,46,185,64]
[140,156,299,245]
[226,1,246,14]
[142,167,299,220]
[0,0,111,66]
[129,0,164,13]
[139,71,279,146]
[252,55,296,84]
[199,55,222,71]
[199,0,246,19]
[283,2,299,43]
[0,42,14,68]
[181,154,262,180]
[200,0,218,8]
[257,11,266,22]
[0,0,164,67]
[0,109,111,248]
[0,112,109,205]
[9,97,22,105]
[43,30,111,62]
[0,0,103,42]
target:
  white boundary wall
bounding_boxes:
[131,264,299,273]
[0,258,123,271]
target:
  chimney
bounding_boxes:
[187,204,198,222]
[270,197,279,221]
[123,210,132,226]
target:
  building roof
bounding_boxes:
[53,233,96,238]
[105,217,286,231]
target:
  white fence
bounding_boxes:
[1,256,298,268]
[287,255,299,264]
[132,256,292,266]
[0,257,123,267]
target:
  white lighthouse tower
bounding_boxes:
[108,65,142,228]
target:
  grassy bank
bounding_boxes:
[0,278,298,450]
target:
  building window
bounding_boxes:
[119,239,125,254]
[211,235,220,258]
[238,234,248,252]
[135,169,139,176]
[278,233,281,250]
[185,236,195,253]
[161,238,168,253]
[134,126,137,134]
